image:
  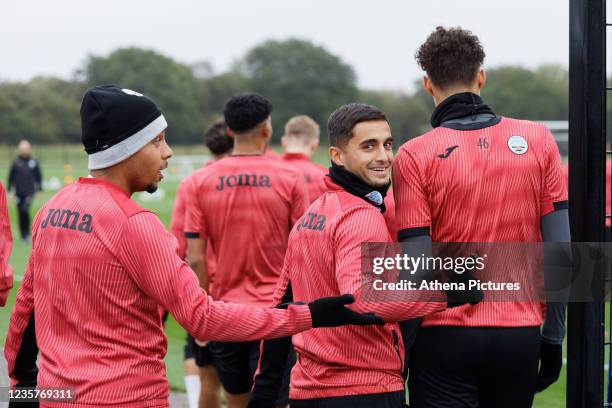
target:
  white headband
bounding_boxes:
[88,115,167,170]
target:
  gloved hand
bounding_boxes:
[277,294,385,328]
[536,340,562,392]
[308,294,385,328]
[445,269,484,308]
[303,294,385,328]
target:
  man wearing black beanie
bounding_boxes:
[4,86,384,408]
[80,85,169,192]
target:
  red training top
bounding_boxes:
[184,155,309,306]
[382,188,397,240]
[272,177,445,399]
[4,177,312,408]
[281,152,327,204]
[393,117,567,327]
[170,171,217,287]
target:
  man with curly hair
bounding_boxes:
[393,27,569,407]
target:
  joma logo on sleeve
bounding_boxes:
[40,208,93,233]
[297,212,326,232]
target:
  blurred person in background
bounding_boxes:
[0,181,13,306]
[170,118,233,408]
[7,139,42,243]
[184,93,311,408]
[281,115,327,204]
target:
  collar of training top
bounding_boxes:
[77,177,130,197]
[327,162,389,213]
[430,92,497,129]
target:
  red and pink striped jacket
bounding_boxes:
[5,177,312,408]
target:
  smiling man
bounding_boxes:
[248,103,460,408]
[4,86,384,408]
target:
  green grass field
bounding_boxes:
[0,144,586,406]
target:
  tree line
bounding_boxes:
[0,38,573,146]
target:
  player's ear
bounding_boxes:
[226,127,235,139]
[423,76,434,97]
[329,145,344,166]
[262,116,272,139]
[477,69,486,90]
[281,135,288,149]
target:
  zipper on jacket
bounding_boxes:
[392,330,403,372]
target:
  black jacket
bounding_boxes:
[8,156,42,197]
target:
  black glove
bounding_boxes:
[536,340,562,392]
[307,294,385,328]
[445,269,484,308]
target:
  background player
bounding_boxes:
[7,140,42,243]
[0,181,13,306]
[185,93,312,408]
[393,27,569,407]
[170,118,232,408]
[280,115,327,203]
[4,85,384,407]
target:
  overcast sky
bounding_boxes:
[1,0,576,92]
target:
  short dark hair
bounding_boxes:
[223,93,272,132]
[415,26,485,89]
[327,103,387,147]
[204,118,233,156]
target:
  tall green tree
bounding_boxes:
[83,48,205,144]
[240,39,358,143]
[0,77,83,144]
